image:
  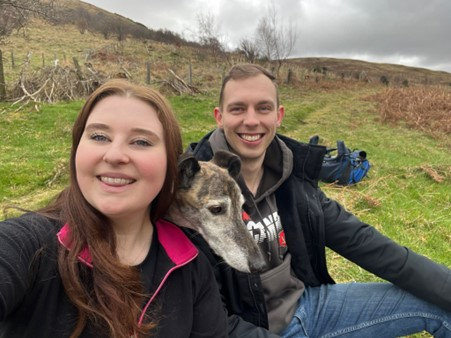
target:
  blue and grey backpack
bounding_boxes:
[309,135,371,185]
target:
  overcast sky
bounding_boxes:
[82,0,451,73]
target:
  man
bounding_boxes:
[185,64,451,338]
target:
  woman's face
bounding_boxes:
[75,95,167,223]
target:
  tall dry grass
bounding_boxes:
[367,86,451,138]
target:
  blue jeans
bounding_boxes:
[280,282,451,338]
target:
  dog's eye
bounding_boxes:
[208,206,224,215]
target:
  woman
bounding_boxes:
[0,79,228,337]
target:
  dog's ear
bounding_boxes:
[212,150,241,180]
[178,153,201,189]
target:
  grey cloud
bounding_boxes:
[83,0,451,72]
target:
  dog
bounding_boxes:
[165,150,266,273]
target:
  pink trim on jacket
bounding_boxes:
[138,219,199,325]
[56,225,93,267]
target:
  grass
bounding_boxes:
[170,92,218,145]
[0,100,81,214]
[2,85,449,273]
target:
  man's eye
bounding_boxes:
[230,107,244,113]
[259,105,272,112]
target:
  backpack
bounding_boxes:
[309,135,371,185]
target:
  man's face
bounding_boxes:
[214,74,284,164]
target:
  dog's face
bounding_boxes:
[165,151,266,273]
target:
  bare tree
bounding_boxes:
[111,17,128,42]
[91,12,114,40]
[239,38,260,63]
[75,7,91,34]
[0,0,55,41]
[255,4,297,75]
[256,17,276,61]
[195,12,226,61]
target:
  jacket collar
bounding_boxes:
[57,219,198,267]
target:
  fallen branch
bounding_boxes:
[161,68,202,95]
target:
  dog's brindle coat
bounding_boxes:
[165,150,266,273]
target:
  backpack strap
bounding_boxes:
[309,135,320,145]
[336,140,349,156]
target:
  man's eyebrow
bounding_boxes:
[257,100,275,106]
[226,100,275,107]
[226,101,246,107]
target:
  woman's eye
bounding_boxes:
[90,133,108,142]
[133,139,152,147]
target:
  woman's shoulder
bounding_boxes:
[0,212,65,333]
[155,219,198,265]
[1,211,61,228]
[1,212,62,246]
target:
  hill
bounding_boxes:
[0,0,449,144]
[287,57,451,87]
[1,0,451,98]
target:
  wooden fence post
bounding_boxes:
[0,50,6,100]
[188,62,192,85]
[286,68,293,84]
[72,57,83,80]
[11,50,15,69]
[146,61,151,84]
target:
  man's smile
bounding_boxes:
[239,133,263,142]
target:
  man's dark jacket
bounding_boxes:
[185,131,451,338]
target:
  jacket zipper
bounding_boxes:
[137,252,198,326]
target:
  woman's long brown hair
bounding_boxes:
[41,79,183,337]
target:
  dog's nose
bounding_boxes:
[249,253,267,273]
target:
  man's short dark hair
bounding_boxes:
[219,64,279,109]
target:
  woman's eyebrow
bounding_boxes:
[131,128,160,139]
[84,123,110,131]
[84,124,158,137]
